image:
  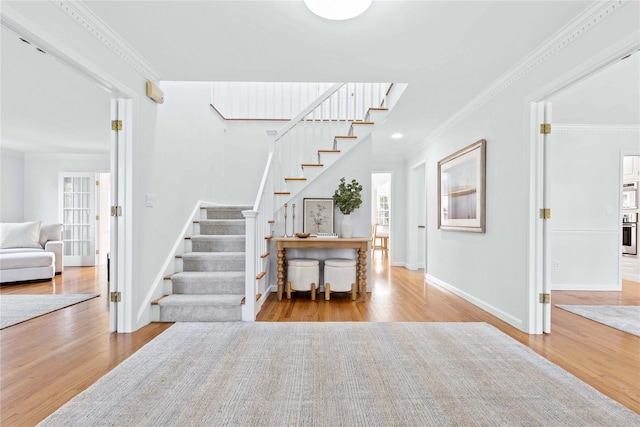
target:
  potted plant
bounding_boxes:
[332,177,363,238]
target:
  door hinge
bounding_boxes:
[111,120,122,131]
[96,215,100,221]
[96,249,100,255]
[110,292,122,303]
[540,123,551,134]
[111,206,123,217]
[96,180,100,186]
[539,293,550,304]
[539,208,551,219]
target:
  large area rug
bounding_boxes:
[0,294,99,329]
[556,304,640,337]
[39,322,639,426]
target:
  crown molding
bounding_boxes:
[422,0,631,145]
[50,0,160,83]
[553,124,640,134]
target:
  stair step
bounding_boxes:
[182,252,245,272]
[157,294,243,322]
[191,235,245,252]
[205,206,252,219]
[171,271,245,294]
[199,219,245,235]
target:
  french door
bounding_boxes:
[59,172,98,267]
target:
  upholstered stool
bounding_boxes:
[287,258,320,300]
[324,258,357,301]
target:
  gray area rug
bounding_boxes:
[556,304,640,337]
[0,294,99,329]
[39,322,639,426]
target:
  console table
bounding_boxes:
[274,237,369,302]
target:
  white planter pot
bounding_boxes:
[341,214,353,238]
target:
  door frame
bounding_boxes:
[409,161,426,271]
[526,34,639,334]
[2,10,138,332]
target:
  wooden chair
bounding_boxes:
[371,224,389,252]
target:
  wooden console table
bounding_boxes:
[274,237,369,302]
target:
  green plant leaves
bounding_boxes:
[332,177,363,215]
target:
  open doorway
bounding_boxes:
[530,48,639,334]
[371,173,392,264]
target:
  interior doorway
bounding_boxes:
[371,173,392,263]
[530,47,639,334]
[410,163,426,271]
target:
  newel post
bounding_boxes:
[242,210,258,321]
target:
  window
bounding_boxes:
[377,194,390,225]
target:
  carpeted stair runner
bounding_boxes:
[158,206,250,322]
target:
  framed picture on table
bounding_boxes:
[303,198,334,235]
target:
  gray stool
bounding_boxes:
[287,258,320,300]
[324,258,357,301]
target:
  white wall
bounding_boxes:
[548,128,638,289]
[23,153,109,224]
[551,54,640,125]
[410,3,639,333]
[0,149,25,222]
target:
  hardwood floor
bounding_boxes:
[1,257,639,426]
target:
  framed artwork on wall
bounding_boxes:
[438,139,487,233]
[303,198,334,235]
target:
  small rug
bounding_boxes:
[0,294,100,329]
[556,305,640,337]
[39,322,639,426]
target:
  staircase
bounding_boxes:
[153,206,251,322]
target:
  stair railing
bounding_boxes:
[244,82,390,320]
[273,82,389,188]
[242,152,274,321]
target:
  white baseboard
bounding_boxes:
[551,283,621,291]
[622,273,640,283]
[390,262,409,268]
[425,274,524,331]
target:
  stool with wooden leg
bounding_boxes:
[324,258,357,301]
[286,259,320,300]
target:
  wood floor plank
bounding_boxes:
[1,258,638,426]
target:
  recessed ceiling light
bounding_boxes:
[391,133,403,139]
[304,0,373,21]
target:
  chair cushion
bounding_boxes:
[288,258,319,267]
[325,258,357,268]
[0,221,42,249]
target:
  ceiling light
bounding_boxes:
[391,133,403,139]
[304,0,373,21]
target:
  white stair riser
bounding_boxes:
[349,123,374,139]
[284,180,307,194]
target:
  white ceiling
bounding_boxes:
[0,1,612,158]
